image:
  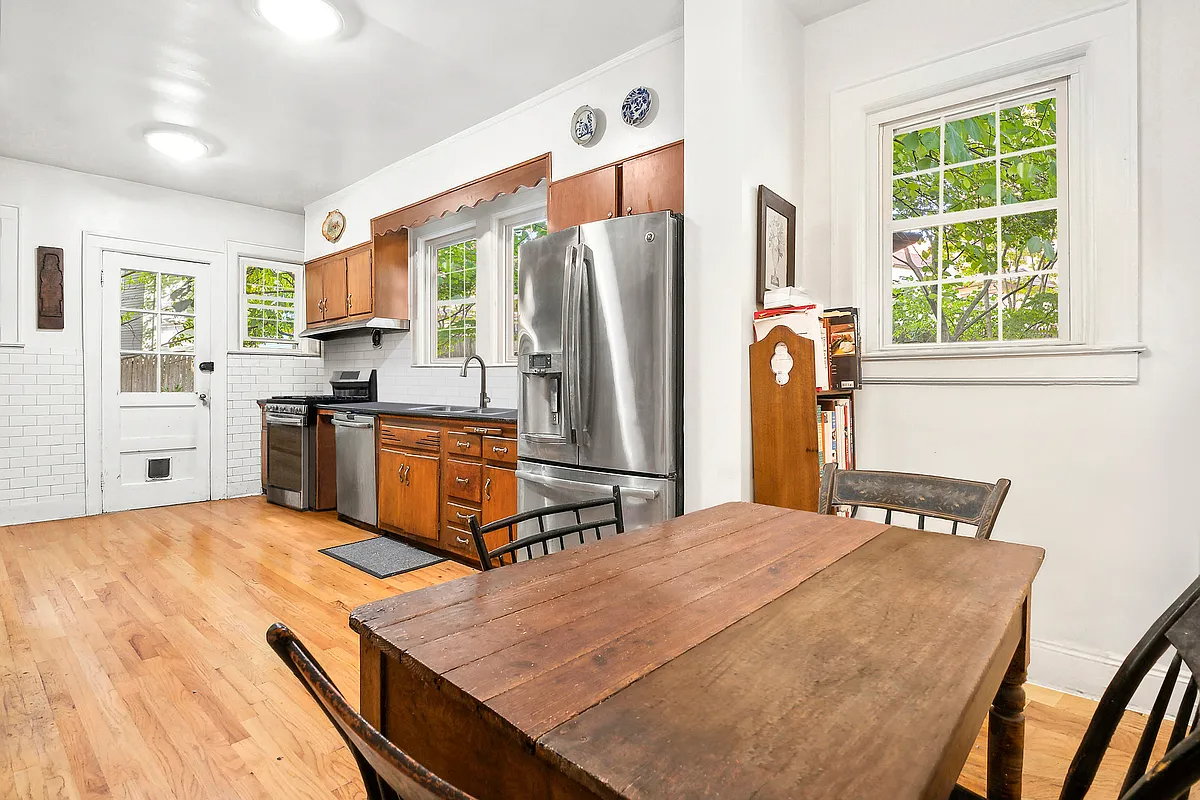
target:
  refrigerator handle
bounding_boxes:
[515,469,661,501]
[576,244,593,438]
[566,244,584,443]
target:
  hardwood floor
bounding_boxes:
[0,497,1173,799]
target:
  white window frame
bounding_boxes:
[238,256,305,352]
[494,204,550,365]
[828,2,1141,385]
[411,189,547,367]
[0,205,19,346]
[881,78,1071,350]
[226,241,317,356]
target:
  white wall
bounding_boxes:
[306,32,684,408]
[683,0,806,507]
[801,0,1200,699]
[0,156,308,523]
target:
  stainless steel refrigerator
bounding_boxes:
[516,211,682,531]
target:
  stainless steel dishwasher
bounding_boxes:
[332,411,377,528]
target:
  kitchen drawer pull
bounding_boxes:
[455,476,470,485]
[491,446,508,454]
[456,440,471,449]
[456,535,470,545]
[467,426,502,435]
[455,511,472,521]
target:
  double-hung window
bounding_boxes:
[414,190,547,366]
[240,257,303,351]
[887,80,1066,347]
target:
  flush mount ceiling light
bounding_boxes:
[257,0,343,42]
[144,129,209,161]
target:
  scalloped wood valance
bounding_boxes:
[371,153,551,237]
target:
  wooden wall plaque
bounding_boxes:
[749,325,820,511]
[36,246,65,330]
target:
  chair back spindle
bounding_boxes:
[469,486,625,570]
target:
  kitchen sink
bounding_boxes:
[409,404,511,416]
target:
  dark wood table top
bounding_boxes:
[352,502,1044,799]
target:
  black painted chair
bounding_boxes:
[954,576,1200,799]
[266,623,475,800]
[469,486,624,570]
[817,463,1011,539]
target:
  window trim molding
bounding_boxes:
[224,241,317,357]
[827,1,1140,384]
[0,205,19,346]
[413,220,479,368]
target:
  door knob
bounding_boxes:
[198,393,209,406]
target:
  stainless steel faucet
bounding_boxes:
[460,354,489,409]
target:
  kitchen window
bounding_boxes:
[240,257,303,351]
[886,80,1067,348]
[412,189,547,366]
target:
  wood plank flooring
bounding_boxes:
[0,497,1172,799]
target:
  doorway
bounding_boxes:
[100,250,213,512]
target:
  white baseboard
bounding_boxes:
[225,480,264,500]
[1031,637,1188,714]
[0,496,87,526]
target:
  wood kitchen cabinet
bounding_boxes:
[345,247,373,318]
[303,240,384,330]
[547,141,684,232]
[548,165,619,232]
[378,449,440,542]
[315,410,337,511]
[482,464,517,525]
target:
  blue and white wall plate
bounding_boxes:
[621,86,653,127]
[571,105,598,145]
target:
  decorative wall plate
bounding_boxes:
[571,105,597,145]
[621,86,653,127]
[322,209,346,243]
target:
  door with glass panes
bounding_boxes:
[101,251,211,511]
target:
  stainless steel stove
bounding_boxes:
[263,370,376,510]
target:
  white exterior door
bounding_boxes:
[101,251,212,511]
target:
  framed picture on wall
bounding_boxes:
[756,185,797,307]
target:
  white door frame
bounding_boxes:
[82,234,228,515]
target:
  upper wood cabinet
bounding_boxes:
[622,142,685,217]
[548,165,619,232]
[303,236,406,331]
[547,141,684,232]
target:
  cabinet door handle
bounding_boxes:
[627,207,633,215]
[455,511,472,521]
[403,465,411,485]
[347,293,352,310]
[606,211,613,219]
[455,476,469,485]
[491,446,508,455]
[484,477,492,501]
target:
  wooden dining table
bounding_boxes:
[351,502,1044,800]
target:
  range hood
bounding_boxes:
[300,316,411,341]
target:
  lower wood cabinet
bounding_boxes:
[378,447,440,542]
[377,415,518,564]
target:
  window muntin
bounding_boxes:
[887,82,1065,347]
[119,269,195,392]
[241,260,301,351]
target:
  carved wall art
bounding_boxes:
[36,246,64,330]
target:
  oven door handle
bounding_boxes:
[265,413,307,427]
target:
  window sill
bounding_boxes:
[412,361,519,370]
[862,342,1145,385]
[227,349,322,358]
[0,341,24,349]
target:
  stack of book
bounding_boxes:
[817,396,854,471]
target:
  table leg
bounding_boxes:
[988,598,1030,800]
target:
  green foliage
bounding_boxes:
[890,94,1060,344]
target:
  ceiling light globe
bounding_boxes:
[144,130,209,161]
[257,0,343,42]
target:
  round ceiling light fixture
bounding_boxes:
[144,129,210,161]
[256,0,343,42]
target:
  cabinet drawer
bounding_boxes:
[483,436,517,466]
[444,499,480,534]
[443,432,482,459]
[444,458,482,503]
[380,421,441,452]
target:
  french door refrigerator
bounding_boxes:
[517,211,682,533]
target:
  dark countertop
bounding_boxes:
[313,401,517,423]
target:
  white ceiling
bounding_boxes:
[0,0,683,213]
[786,0,873,24]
